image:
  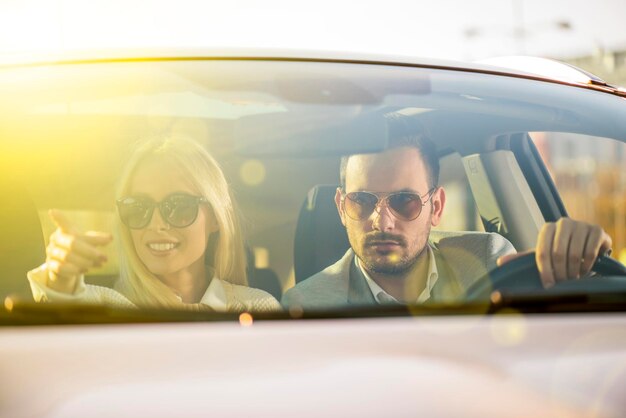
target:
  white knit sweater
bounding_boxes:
[27,265,282,313]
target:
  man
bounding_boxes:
[282,131,612,309]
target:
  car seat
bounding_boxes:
[294,185,350,283]
[246,247,283,300]
[0,175,46,301]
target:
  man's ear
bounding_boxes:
[334,187,347,227]
[430,187,446,227]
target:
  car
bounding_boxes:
[0,49,625,418]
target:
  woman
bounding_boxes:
[27,137,281,312]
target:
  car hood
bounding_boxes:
[0,313,624,418]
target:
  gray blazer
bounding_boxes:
[282,231,515,309]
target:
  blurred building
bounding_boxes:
[566,49,626,87]
[533,131,626,263]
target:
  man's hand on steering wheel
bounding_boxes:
[497,218,612,288]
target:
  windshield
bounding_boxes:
[1,58,625,322]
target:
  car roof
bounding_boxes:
[0,47,516,71]
[3,47,624,99]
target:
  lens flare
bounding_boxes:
[240,159,266,186]
[239,312,254,327]
[490,309,527,346]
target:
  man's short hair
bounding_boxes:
[339,114,440,189]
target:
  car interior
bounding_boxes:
[0,126,601,301]
[1,59,625,304]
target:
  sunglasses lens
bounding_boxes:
[388,193,423,220]
[161,194,201,228]
[118,197,153,229]
[344,192,426,221]
[345,192,378,220]
[117,194,203,229]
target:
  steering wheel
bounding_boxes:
[466,252,626,301]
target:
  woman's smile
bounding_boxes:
[146,240,180,254]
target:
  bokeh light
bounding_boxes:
[489,309,527,346]
[239,159,266,186]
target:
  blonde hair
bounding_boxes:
[114,136,247,308]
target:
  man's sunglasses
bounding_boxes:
[342,189,435,221]
[116,193,207,229]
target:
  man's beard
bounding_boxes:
[363,256,415,275]
[357,232,425,275]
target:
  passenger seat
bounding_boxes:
[0,176,46,301]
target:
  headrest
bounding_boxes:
[294,185,350,283]
[245,246,282,299]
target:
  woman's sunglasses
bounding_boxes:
[116,193,207,229]
[342,189,435,221]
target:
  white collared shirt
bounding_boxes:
[356,243,439,304]
[196,277,229,310]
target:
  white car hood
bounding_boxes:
[1,313,624,418]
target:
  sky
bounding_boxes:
[1,0,625,62]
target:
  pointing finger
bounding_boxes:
[48,209,76,234]
[49,210,112,247]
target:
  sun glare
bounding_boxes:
[3,0,625,63]
[1,0,478,61]
[0,2,62,54]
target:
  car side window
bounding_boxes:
[531,132,626,263]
